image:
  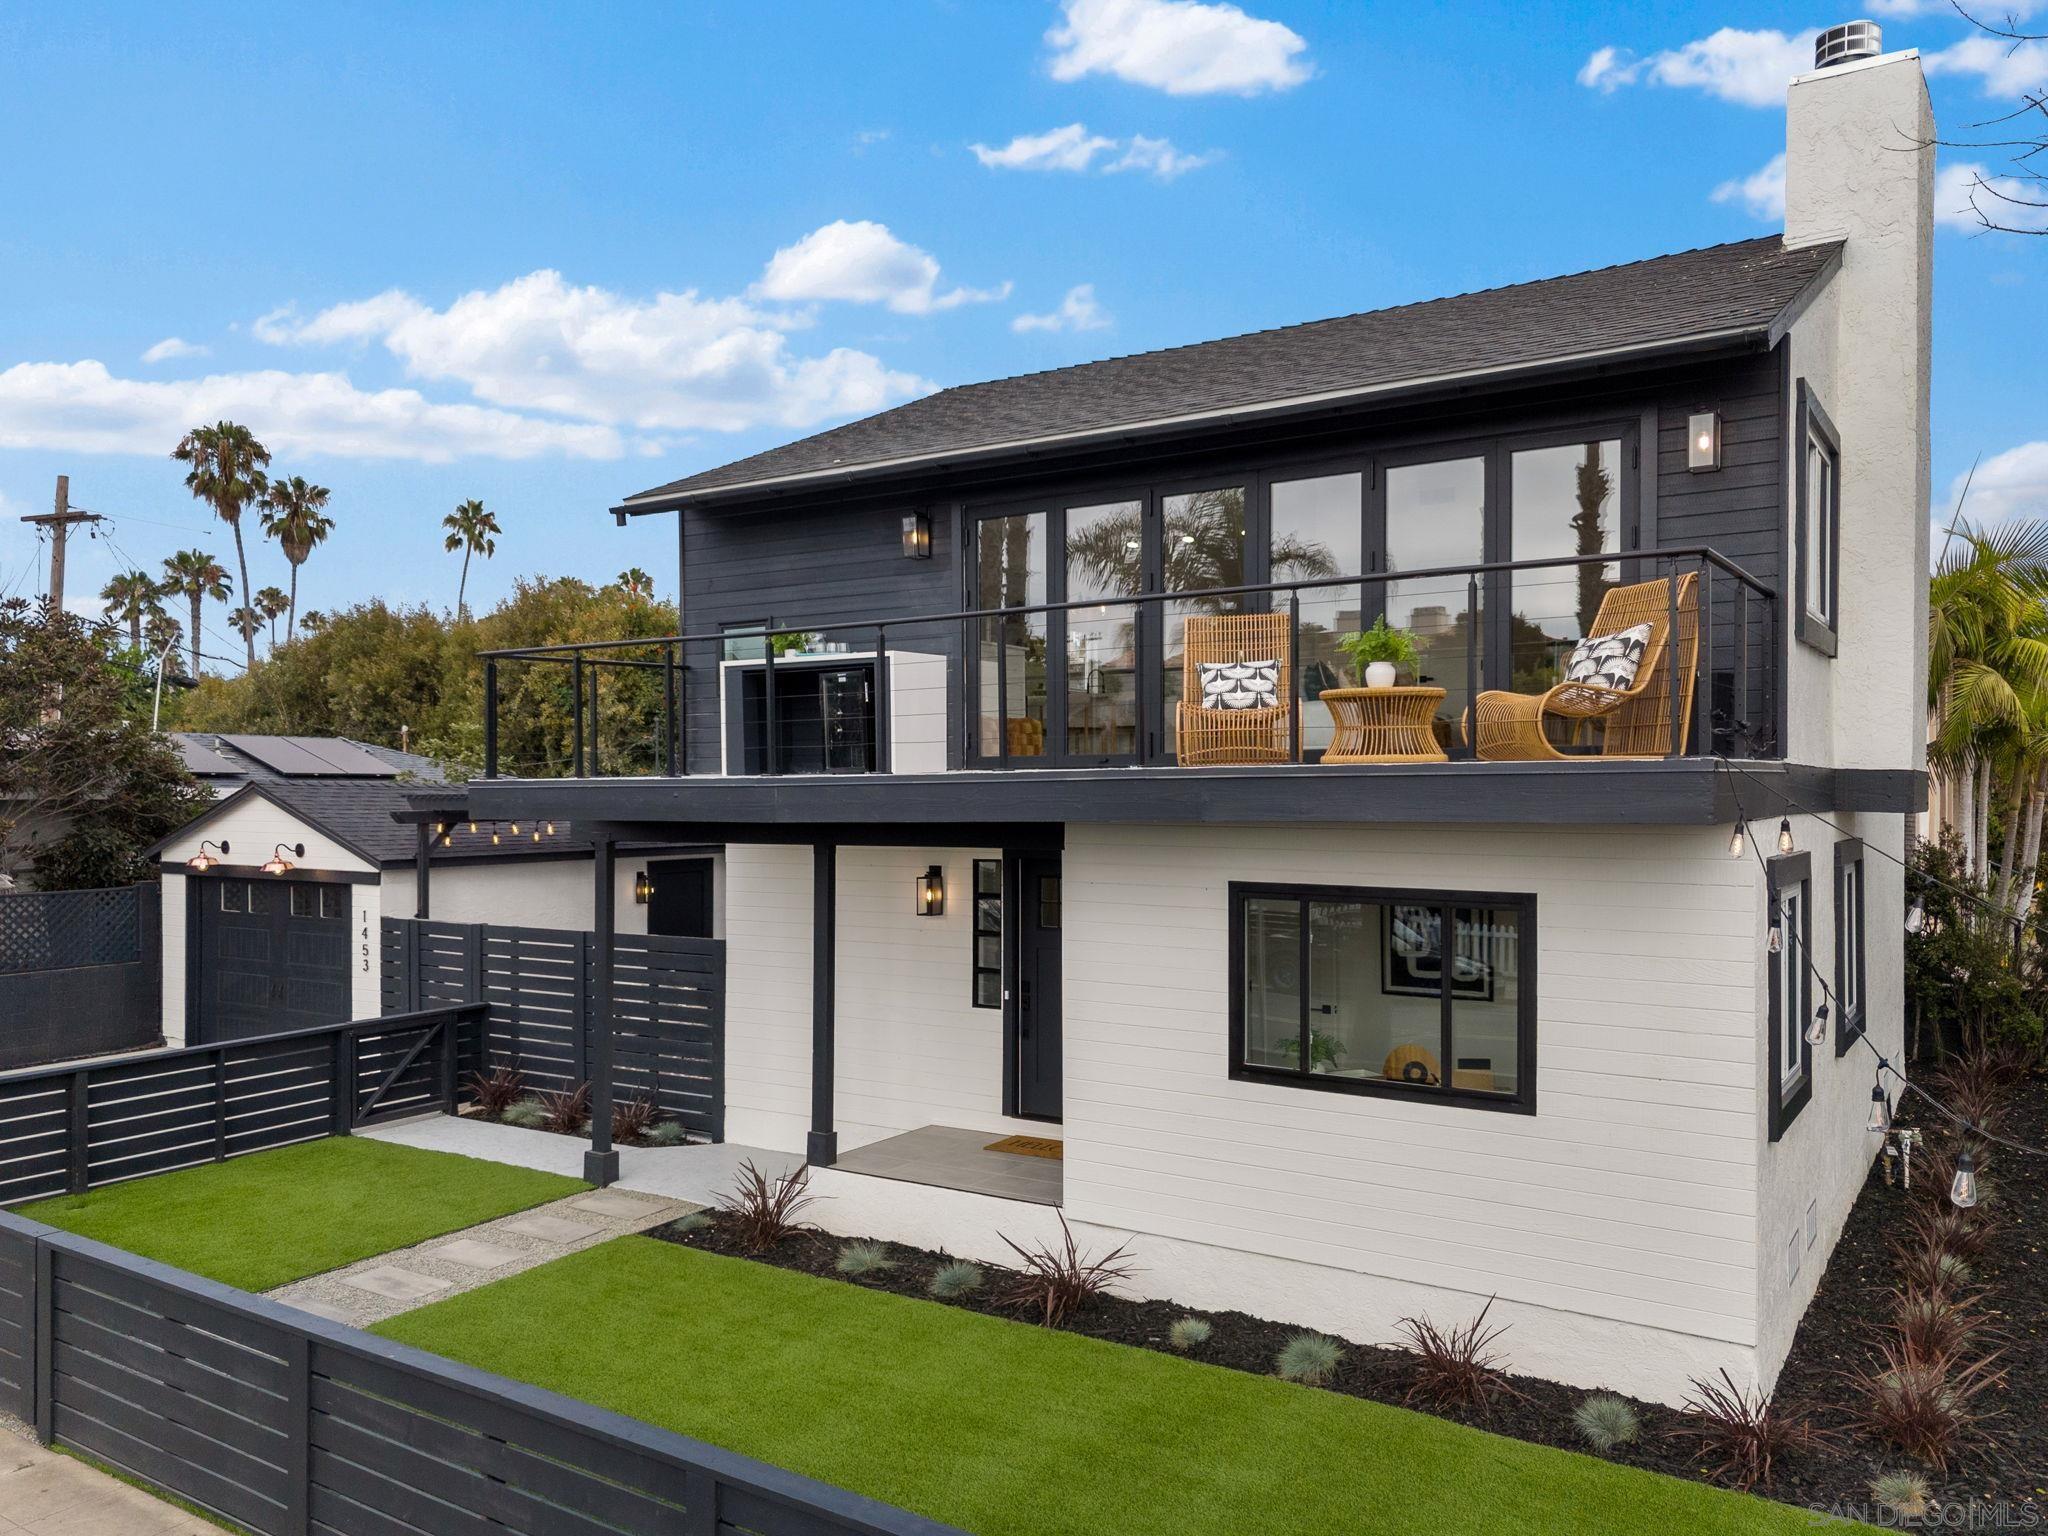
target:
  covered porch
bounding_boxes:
[834,1124,1062,1206]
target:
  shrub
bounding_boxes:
[1395,1297,1518,1415]
[1900,1179,1996,1259]
[642,1121,689,1147]
[1572,1394,1642,1454]
[1895,1240,1977,1296]
[467,1065,525,1115]
[1849,1340,2005,1471]
[1274,1332,1343,1386]
[500,1097,547,1129]
[929,1261,984,1300]
[1168,1317,1212,1352]
[717,1161,817,1253]
[611,1095,659,1144]
[994,1213,1136,1327]
[538,1083,591,1135]
[1869,1470,1934,1520]
[667,1210,713,1235]
[835,1240,895,1277]
[1925,1054,2021,1137]
[1669,1370,1825,1492]
[1891,1284,1990,1360]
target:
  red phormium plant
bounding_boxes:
[538,1082,591,1135]
[1394,1297,1522,1416]
[717,1160,818,1253]
[611,1094,660,1143]
[1668,1371,1828,1492]
[466,1065,526,1115]
[1848,1340,2005,1471]
[994,1212,1137,1327]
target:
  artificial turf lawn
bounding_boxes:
[24,1136,585,1291]
[374,1239,1873,1536]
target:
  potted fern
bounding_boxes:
[1337,618,1421,689]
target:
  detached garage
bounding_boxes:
[153,735,717,1046]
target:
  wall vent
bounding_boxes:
[1815,20,1883,69]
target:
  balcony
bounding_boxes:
[454,547,1855,830]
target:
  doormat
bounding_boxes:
[985,1135,1063,1160]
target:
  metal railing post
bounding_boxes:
[1666,565,1682,759]
[663,645,679,777]
[763,620,780,775]
[995,613,1010,769]
[1463,575,1480,760]
[1737,582,1752,754]
[571,656,585,778]
[483,660,499,779]
[1696,560,1714,760]
[873,624,889,773]
[1287,591,1302,762]
[587,659,602,777]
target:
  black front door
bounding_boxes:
[645,858,715,939]
[1014,854,1063,1120]
[195,877,351,1042]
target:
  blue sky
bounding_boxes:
[0,0,2040,670]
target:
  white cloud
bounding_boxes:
[753,220,1009,315]
[1925,35,2048,98]
[1712,152,1787,221]
[1012,284,1113,334]
[973,123,1118,173]
[972,123,1216,180]
[256,267,932,434]
[1954,440,2048,526]
[1935,161,2048,232]
[141,336,208,364]
[0,359,624,462]
[1578,28,1816,108]
[1046,0,1311,96]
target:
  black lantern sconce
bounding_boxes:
[1686,410,1722,472]
[634,870,653,905]
[901,511,932,560]
[186,839,230,872]
[259,843,305,876]
[915,864,946,916]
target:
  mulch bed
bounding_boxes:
[648,1075,2048,1522]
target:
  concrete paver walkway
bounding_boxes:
[0,1414,219,1535]
[268,1186,692,1327]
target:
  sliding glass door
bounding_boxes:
[1269,471,1362,753]
[1158,484,1248,760]
[974,509,1047,759]
[1383,456,1486,748]
[1063,499,1142,760]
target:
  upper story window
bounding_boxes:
[1834,839,1866,1054]
[1229,881,1536,1114]
[1795,382,1841,655]
[1769,851,1813,1139]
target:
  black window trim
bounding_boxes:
[1768,850,1814,1140]
[1834,837,1867,1057]
[971,856,1003,1009]
[1227,880,1538,1116]
[1793,380,1840,657]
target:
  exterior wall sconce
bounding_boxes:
[901,511,932,560]
[915,864,945,916]
[186,839,229,872]
[1687,410,1722,472]
[260,843,305,876]
[634,870,653,905]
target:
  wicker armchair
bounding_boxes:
[1473,573,1699,761]
[1175,612,1296,766]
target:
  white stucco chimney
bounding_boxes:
[1782,26,1934,775]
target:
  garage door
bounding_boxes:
[194,878,352,1042]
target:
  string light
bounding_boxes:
[546,822,556,836]
[1767,903,1784,954]
[491,827,501,846]
[1777,818,1796,855]
[468,821,478,835]
[510,823,520,835]
[1805,1000,1830,1047]
[1905,897,1926,934]
[1867,1082,1891,1134]
[1728,825,1747,859]
[1949,1149,1978,1209]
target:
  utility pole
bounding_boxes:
[18,475,102,613]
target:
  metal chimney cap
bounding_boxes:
[1815,20,1883,68]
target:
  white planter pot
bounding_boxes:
[1365,661,1398,689]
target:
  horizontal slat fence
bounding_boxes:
[0,1213,961,1536]
[382,919,724,1139]
[0,1006,482,1208]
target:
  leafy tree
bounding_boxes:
[0,598,208,888]
[258,475,333,644]
[1905,835,2042,1062]
[255,586,291,651]
[173,421,271,669]
[442,499,501,618]
[159,549,231,682]
[99,570,164,652]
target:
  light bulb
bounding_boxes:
[469,821,478,835]
[1867,1084,1890,1134]
[546,822,556,836]
[1806,1003,1829,1047]
[1905,898,1926,935]
[491,830,501,846]
[1767,918,1783,955]
[1777,818,1795,855]
[1728,825,1747,859]
[510,822,520,834]
[1950,1149,1978,1210]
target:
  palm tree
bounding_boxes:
[257,475,333,644]
[142,611,183,675]
[255,586,291,652]
[299,609,327,634]
[442,499,501,619]
[173,421,271,668]
[99,570,163,652]
[616,567,654,599]
[159,549,232,681]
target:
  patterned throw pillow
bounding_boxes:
[1555,622,1653,709]
[1197,658,1280,710]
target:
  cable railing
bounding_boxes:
[476,545,1778,779]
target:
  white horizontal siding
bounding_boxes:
[1060,821,1763,1348]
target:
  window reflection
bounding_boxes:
[1385,459,1485,745]
[1064,501,1142,758]
[1161,487,1247,758]
[1270,473,1357,753]
[976,511,1047,757]
[1509,440,1622,696]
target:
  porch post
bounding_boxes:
[584,831,620,1187]
[807,841,838,1166]
[414,821,432,920]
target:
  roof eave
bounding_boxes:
[614,319,1791,518]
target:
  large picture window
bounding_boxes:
[1769,852,1813,1139]
[1229,882,1536,1113]
[1835,839,1866,1056]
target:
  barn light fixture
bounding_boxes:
[634,870,653,905]
[186,839,230,872]
[915,864,946,917]
[901,511,932,560]
[259,843,304,876]
[1686,410,1722,472]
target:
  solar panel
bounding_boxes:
[174,736,246,778]
[219,735,397,778]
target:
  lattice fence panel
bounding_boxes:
[0,886,143,974]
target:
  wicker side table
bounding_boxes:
[1320,686,1449,763]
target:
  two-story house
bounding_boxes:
[451,29,1931,1404]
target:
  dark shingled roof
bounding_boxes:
[628,235,1840,507]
